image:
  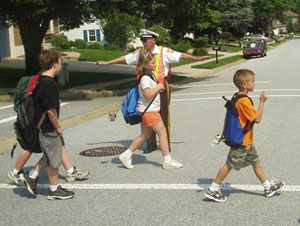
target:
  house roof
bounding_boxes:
[285,10,299,17]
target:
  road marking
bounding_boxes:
[0,116,16,124]
[0,104,14,110]
[180,81,270,89]
[172,89,300,97]
[172,94,300,102]
[0,102,70,124]
[0,183,299,191]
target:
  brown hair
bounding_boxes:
[135,53,155,75]
[38,50,61,72]
[233,69,255,88]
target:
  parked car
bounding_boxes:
[243,41,267,58]
[242,34,268,42]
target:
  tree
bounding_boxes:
[101,9,143,50]
[0,0,94,75]
[213,0,254,37]
[252,0,294,34]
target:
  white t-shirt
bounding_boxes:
[137,74,160,113]
[125,45,182,77]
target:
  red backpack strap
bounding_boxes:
[27,75,40,94]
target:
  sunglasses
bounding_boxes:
[140,37,153,43]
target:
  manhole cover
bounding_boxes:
[80,146,126,157]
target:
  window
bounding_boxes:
[88,30,96,42]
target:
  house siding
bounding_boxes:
[61,21,105,43]
[0,24,10,58]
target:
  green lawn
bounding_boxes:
[192,55,243,69]
[67,49,127,62]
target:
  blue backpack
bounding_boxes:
[121,74,157,125]
[222,93,253,146]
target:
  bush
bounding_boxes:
[147,25,172,46]
[171,39,192,53]
[193,48,208,56]
[49,35,70,50]
[195,36,209,48]
[88,42,103,50]
[73,39,88,49]
[104,45,122,51]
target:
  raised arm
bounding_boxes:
[180,53,211,61]
[96,55,126,66]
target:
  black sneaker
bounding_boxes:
[48,185,74,200]
[8,170,24,186]
[21,172,38,196]
[265,179,285,197]
[205,188,227,203]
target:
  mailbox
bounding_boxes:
[212,46,221,51]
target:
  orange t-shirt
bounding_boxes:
[235,95,259,146]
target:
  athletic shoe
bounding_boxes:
[66,166,89,182]
[21,172,38,196]
[265,179,286,197]
[8,170,24,186]
[47,185,74,200]
[162,159,183,169]
[205,188,227,203]
[119,153,133,169]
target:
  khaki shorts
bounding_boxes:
[39,131,62,168]
[226,144,260,170]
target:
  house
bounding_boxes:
[272,10,299,35]
[0,20,59,59]
[60,21,106,44]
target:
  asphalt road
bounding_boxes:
[0,39,300,226]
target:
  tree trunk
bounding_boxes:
[18,17,51,75]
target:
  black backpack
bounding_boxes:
[11,77,47,157]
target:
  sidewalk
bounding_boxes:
[0,50,243,101]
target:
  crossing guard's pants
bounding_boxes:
[146,81,171,152]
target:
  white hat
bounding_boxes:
[140,29,159,38]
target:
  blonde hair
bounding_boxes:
[233,69,255,88]
[135,53,155,75]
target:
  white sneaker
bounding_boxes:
[163,159,183,169]
[119,153,133,169]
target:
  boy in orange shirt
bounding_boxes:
[205,69,285,202]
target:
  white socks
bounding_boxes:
[13,168,19,175]
[66,167,74,174]
[163,154,172,163]
[123,149,133,159]
[263,180,271,190]
[29,169,39,179]
[50,184,59,192]
[210,182,221,192]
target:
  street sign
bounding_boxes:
[212,46,220,63]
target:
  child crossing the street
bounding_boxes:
[205,69,285,202]
[119,53,183,169]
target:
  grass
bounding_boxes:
[67,49,127,62]
[206,44,243,52]
[192,55,243,69]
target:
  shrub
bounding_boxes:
[73,39,88,49]
[88,42,103,50]
[193,48,208,56]
[49,35,70,50]
[195,36,209,48]
[171,39,192,53]
[104,45,122,51]
[147,25,172,46]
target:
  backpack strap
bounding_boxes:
[231,92,254,133]
[137,73,158,119]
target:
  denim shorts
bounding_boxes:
[226,144,260,170]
